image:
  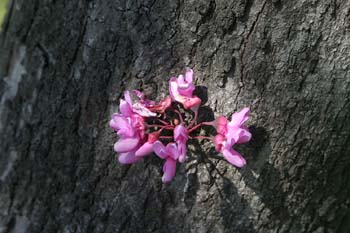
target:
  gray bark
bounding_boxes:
[0,0,350,232]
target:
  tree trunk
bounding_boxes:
[0,0,349,232]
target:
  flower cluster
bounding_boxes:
[110,68,251,183]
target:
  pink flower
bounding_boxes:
[135,131,159,157]
[109,114,143,164]
[146,96,172,114]
[169,68,201,110]
[110,114,157,163]
[109,114,135,138]
[216,116,228,135]
[133,90,172,114]
[110,114,139,151]
[227,107,251,143]
[121,91,156,117]
[118,149,142,164]
[174,124,188,163]
[214,107,251,167]
[175,68,195,96]
[153,141,179,183]
[109,91,152,164]
[110,69,255,180]
[110,110,146,139]
[133,90,156,107]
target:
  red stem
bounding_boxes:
[174,109,184,124]
[187,109,198,129]
[187,121,214,133]
[148,124,174,129]
[191,136,212,140]
[159,136,174,139]
[157,119,170,125]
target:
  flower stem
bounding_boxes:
[147,124,174,129]
[159,136,174,139]
[187,108,198,129]
[187,121,214,133]
[191,136,212,141]
[157,119,170,125]
[174,109,184,124]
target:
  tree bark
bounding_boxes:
[0,0,350,232]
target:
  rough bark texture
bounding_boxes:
[0,0,350,232]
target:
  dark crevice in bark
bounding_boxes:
[22,0,39,43]
[240,0,255,22]
[240,1,267,87]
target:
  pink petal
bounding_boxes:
[166,143,179,160]
[119,99,133,116]
[147,96,172,114]
[131,114,145,128]
[118,151,141,164]
[132,102,156,117]
[236,127,252,144]
[133,90,144,100]
[169,71,198,107]
[124,91,133,106]
[222,147,246,167]
[177,74,186,84]
[174,124,188,141]
[225,125,240,146]
[130,114,146,140]
[178,84,195,97]
[114,137,140,153]
[169,77,182,102]
[109,116,123,131]
[162,158,176,183]
[153,141,168,159]
[185,68,193,83]
[178,69,195,97]
[177,142,187,163]
[230,107,250,127]
[216,116,228,135]
[135,142,154,157]
[183,96,201,109]
[159,96,172,110]
[214,134,225,152]
[133,90,156,106]
[110,114,134,137]
[226,126,252,145]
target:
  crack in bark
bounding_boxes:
[239,0,267,87]
[22,0,39,43]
